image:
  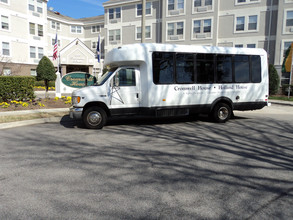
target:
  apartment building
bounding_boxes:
[1,0,293,84]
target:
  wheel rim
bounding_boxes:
[87,111,102,126]
[218,107,229,120]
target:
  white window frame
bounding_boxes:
[28,0,43,14]
[30,69,37,76]
[191,17,213,40]
[234,14,259,33]
[1,14,9,31]
[91,25,101,33]
[71,25,83,34]
[235,0,260,5]
[136,2,152,17]
[167,0,185,17]
[51,38,61,47]
[192,0,214,14]
[283,9,293,34]
[1,41,10,56]
[30,46,36,58]
[108,29,121,44]
[3,68,11,76]
[108,7,121,22]
[166,20,185,41]
[51,21,60,31]
[136,25,152,40]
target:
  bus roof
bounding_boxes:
[104,43,267,67]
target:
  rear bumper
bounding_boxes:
[69,106,83,119]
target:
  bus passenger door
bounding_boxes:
[109,67,140,111]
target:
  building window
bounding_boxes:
[51,38,60,46]
[92,25,101,33]
[30,46,36,58]
[38,47,43,59]
[167,21,184,41]
[38,24,43,36]
[71,25,82,33]
[28,0,43,13]
[51,21,60,31]
[3,68,11,76]
[2,42,10,56]
[286,11,293,27]
[109,29,121,42]
[30,69,37,76]
[167,0,185,16]
[247,44,256,48]
[235,15,258,32]
[236,17,245,31]
[192,18,212,39]
[137,2,152,16]
[235,0,260,4]
[109,8,121,20]
[1,15,8,30]
[136,26,151,40]
[29,23,43,36]
[248,15,257,30]
[193,0,213,13]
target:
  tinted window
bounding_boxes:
[116,68,136,86]
[216,55,233,83]
[176,53,194,83]
[153,52,174,84]
[196,53,214,83]
[251,55,261,83]
[234,55,249,83]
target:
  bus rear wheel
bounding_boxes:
[212,103,232,123]
[83,106,107,129]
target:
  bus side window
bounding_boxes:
[196,53,214,83]
[251,55,261,83]
[216,55,233,83]
[176,53,194,84]
[153,52,174,84]
[234,55,250,83]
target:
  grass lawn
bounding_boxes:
[269,96,293,102]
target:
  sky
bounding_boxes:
[47,0,108,19]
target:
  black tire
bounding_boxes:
[83,106,107,129]
[212,103,232,123]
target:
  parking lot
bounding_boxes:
[0,104,293,219]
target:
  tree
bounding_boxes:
[269,64,280,95]
[36,56,56,92]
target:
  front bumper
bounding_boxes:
[69,106,83,119]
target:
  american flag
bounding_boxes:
[97,34,100,63]
[53,34,58,60]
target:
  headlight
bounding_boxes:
[72,96,81,105]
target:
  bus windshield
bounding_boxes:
[96,67,118,85]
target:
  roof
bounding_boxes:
[47,10,104,24]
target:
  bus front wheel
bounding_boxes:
[212,103,232,123]
[83,106,107,129]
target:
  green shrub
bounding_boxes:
[36,56,56,91]
[0,76,35,102]
[269,64,280,95]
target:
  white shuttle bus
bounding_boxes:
[70,43,269,129]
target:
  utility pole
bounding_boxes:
[141,0,146,43]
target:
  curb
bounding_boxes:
[269,100,293,106]
[0,108,70,130]
[0,116,65,130]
